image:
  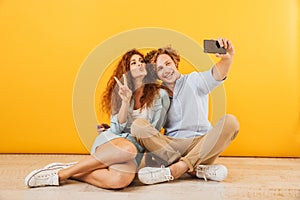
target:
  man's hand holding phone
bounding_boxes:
[204,38,234,60]
[204,38,235,81]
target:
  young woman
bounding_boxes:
[25,49,170,189]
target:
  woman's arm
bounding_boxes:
[109,74,132,134]
[114,74,132,124]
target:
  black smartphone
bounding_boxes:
[203,40,227,54]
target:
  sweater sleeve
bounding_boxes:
[109,114,127,134]
[149,89,170,131]
[190,67,224,95]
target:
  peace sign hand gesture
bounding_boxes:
[114,74,132,104]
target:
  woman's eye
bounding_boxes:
[131,62,136,65]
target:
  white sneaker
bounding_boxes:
[25,168,61,187]
[44,162,77,169]
[196,164,228,182]
[138,166,174,185]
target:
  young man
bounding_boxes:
[131,38,240,185]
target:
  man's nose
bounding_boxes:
[163,67,171,74]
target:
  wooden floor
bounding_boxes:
[0,154,299,200]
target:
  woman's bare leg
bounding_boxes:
[71,160,137,189]
[58,138,137,182]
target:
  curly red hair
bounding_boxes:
[101,49,161,116]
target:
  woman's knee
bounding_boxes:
[114,139,138,159]
[96,138,138,160]
[107,172,135,189]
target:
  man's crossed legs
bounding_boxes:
[131,114,240,184]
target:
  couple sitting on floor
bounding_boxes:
[25,38,239,189]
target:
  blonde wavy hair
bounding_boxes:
[145,46,180,95]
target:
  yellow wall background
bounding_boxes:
[0,0,299,156]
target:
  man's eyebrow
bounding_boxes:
[155,65,163,71]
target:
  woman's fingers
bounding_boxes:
[123,74,128,87]
[114,76,123,87]
[114,74,132,102]
[114,74,128,88]
[118,85,132,101]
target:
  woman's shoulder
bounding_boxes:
[157,88,170,106]
[149,88,170,110]
[158,88,169,97]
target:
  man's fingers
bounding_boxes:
[217,37,228,49]
[222,38,228,49]
[217,37,223,47]
[227,40,233,50]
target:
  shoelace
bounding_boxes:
[165,175,174,181]
[161,166,174,181]
[32,170,59,186]
[152,166,174,182]
[197,166,217,182]
[37,171,58,178]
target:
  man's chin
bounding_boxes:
[164,80,175,84]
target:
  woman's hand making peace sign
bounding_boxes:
[114,74,132,104]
